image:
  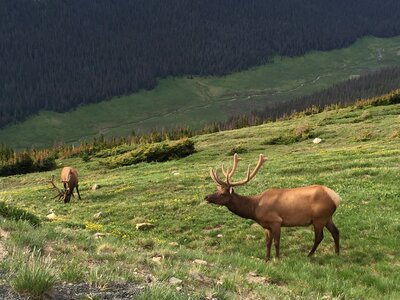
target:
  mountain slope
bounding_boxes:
[1,35,400,149]
[0,101,399,299]
[1,0,400,127]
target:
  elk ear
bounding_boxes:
[229,187,234,194]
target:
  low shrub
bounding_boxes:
[355,89,400,108]
[0,202,41,227]
[227,145,248,156]
[95,144,135,158]
[105,139,195,168]
[0,152,56,177]
[263,125,315,145]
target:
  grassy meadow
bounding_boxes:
[1,35,400,149]
[1,102,399,299]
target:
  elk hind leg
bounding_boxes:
[325,219,340,255]
[308,220,325,257]
[76,185,82,200]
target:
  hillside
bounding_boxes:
[1,0,400,127]
[0,102,399,299]
[1,35,400,150]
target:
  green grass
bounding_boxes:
[1,36,400,149]
[1,102,399,299]
[9,248,56,298]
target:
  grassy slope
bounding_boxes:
[1,103,400,299]
[1,36,400,149]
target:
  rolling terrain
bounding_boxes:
[1,35,400,150]
[0,101,399,299]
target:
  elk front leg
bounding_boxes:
[325,219,340,255]
[270,223,281,258]
[265,229,272,261]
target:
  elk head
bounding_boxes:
[205,153,267,205]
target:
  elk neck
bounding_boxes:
[226,192,261,221]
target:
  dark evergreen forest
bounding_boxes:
[237,66,400,126]
[1,0,400,128]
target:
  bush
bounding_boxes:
[227,145,248,156]
[34,156,57,172]
[0,151,56,177]
[95,144,134,158]
[80,152,91,162]
[106,139,195,168]
[0,202,41,227]
[355,89,400,108]
[263,125,315,145]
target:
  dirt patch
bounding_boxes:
[202,224,224,232]
[0,228,9,261]
[246,272,285,286]
[0,282,143,300]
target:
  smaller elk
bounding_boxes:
[50,167,81,203]
[204,154,341,260]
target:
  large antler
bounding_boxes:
[209,154,266,187]
[221,153,241,184]
[49,175,65,201]
[229,154,267,187]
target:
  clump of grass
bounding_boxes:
[87,266,115,289]
[81,152,91,162]
[353,110,371,123]
[353,129,374,142]
[10,248,56,298]
[10,227,48,252]
[137,238,155,250]
[388,128,398,140]
[263,124,315,145]
[59,260,85,283]
[227,145,248,156]
[136,283,189,300]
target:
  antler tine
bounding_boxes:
[227,153,240,181]
[220,153,241,184]
[249,154,267,179]
[221,164,229,178]
[229,154,267,187]
[49,175,64,200]
[209,168,228,187]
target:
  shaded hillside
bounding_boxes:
[1,36,399,150]
[1,0,400,127]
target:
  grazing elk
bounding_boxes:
[49,167,81,203]
[204,154,341,260]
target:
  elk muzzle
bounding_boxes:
[204,191,231,205]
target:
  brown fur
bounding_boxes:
[205,155,340,260]
[60,167,81,203]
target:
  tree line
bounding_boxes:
[222,66,400,130]
[2,66,399,177]
[1,0,400,127]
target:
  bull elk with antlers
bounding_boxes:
[205,154,341,260]
[49,167,81,203]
